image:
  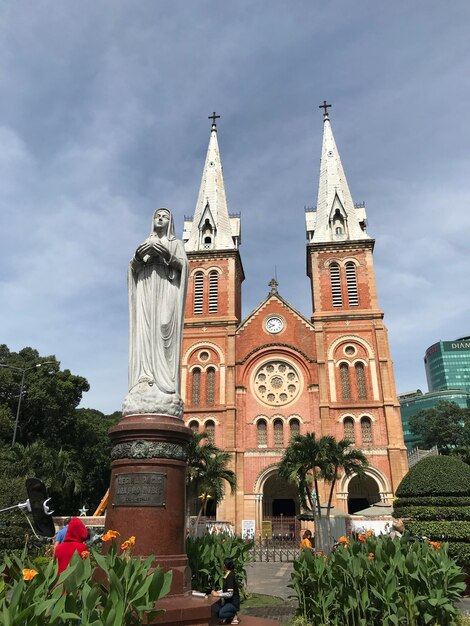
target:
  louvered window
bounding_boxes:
[274,419,284,447]
[289,418,300,440]
[340,363,351,400]
[194,272,204,314]
[343,417,355,443]
[209,271,218,313]
[189,420,199,434]
[205,420,215,443]
[361,417,373,444]
[330,263,342,307]
[206,367,215,405]
[192,368,201,406]
[346,262,359,306]
[257,420,267,447]
[355,362,367,400]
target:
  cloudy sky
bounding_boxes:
[1,1,469,413]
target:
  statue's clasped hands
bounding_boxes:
[136,240,171,263]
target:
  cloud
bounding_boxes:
[0,1,469,411]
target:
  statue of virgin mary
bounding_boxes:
[122,208,188,418]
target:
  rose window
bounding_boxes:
[253,360,301,406]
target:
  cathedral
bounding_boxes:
[181,106,408,535]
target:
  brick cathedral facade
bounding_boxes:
[181,110,408,534]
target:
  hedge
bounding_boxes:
[396,456,470,497]
[395,456,470,566]
[395,496,470,507]
[395,506,470,521]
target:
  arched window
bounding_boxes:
[205,420,215,443]
[194,272,204,314]
[206,367,215,405]
[208,271,218,314]
[355,362,367,400]
[189,420,199,434]
[340,363,351,400]
[257,420,267,447]
[273,419,284,447]
[361,417,373,445]
[330,263,342,307]
[343,417,355,443]
[345,262,359,306]
[192,368,201,405]
[289,418,300,439]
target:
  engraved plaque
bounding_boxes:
[113,472,166,507]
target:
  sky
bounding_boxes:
[0,1,469,414]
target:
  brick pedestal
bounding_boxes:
[104,413,214,624]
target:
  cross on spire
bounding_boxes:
[208,111,220,127]
[319,100,332,118]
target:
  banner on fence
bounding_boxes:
[242,519,255,540]
[261,520,273,538]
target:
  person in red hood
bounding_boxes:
[54,517,88,574]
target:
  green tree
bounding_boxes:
[186,431,236,534]
[278,432,325,518]
[278,433,368,550]
[0,345,89,447]
[409,400,470,453]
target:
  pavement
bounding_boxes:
[245,561,470,621]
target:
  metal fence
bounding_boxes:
[249,534,300,562]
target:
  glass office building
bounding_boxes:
[424,336,470,393]
[399,388,470,451]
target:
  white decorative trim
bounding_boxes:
[337,464,391,495]
[183,341,225,365]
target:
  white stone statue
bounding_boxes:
[122,208,188,418]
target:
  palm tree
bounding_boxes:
[278,432,325,518]
[321,435,368,520]
[278,433,368,551]
[186,431,237,535]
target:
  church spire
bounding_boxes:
[305,103,369,243]
[184,113,240,252]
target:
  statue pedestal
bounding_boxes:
[105,413,214,625]
[105,413,192,594]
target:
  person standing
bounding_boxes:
[54,517,88,574]
[300,529,314,550]
[54,517,71,549]
[211,557,241,625]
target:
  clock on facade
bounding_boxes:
[265,316,284,334]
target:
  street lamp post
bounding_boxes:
[0,361,54,445]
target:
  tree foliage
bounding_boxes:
[409,400,470,453]
[0,345,120,515]
[186,431,236,531]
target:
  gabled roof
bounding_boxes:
[237,283,314,334]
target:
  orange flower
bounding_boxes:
[338,536,349,546]
[368,552,374,560]
[429,541,441,550]
[81,550,90,559]
[121,536,136,551]
[22,568,38,581]
[366,529,375,537]
[358,533,366,542]
[102,530,120,542]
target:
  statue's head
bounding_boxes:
[152,207,175,239]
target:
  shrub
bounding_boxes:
[289,535,466,626]
[0,533,172,625]
[394,456,470,566]
[0,477,30,553]
[396,456,470,497]
[186,532,253,595]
